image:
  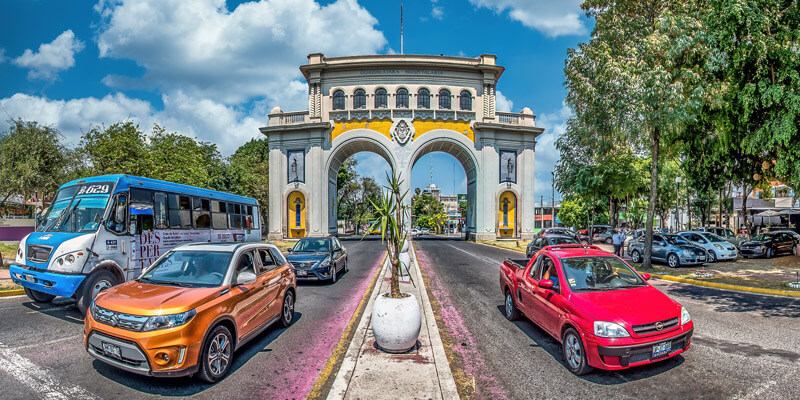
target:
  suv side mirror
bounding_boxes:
[286,248,293,253]
[334,246,342,251]
[236,271,257,285]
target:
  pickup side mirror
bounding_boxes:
[641,273,651,281]
[538,279,554,289]
[236,271,257,285]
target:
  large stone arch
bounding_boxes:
[325,130,397,235]
[403,129,479,236]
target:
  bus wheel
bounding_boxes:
[24,288,55,303]
[77,270,118,315]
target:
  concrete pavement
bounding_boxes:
[327,241,458,400]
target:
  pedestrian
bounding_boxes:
[612,229,624,257]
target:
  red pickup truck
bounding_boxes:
[500,244,693,375]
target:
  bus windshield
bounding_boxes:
[38,183,113,233]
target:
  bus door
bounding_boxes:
[129,203,155,280]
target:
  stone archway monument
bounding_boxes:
[261,53,544,241]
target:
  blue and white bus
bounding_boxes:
[10,175,261,313]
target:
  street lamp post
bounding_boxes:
[675,176,682,231]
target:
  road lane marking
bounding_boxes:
[442,241,501,266]
[11,335,83,351]
[0,342,98,400]
[307,253,386,400]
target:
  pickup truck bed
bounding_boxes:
[505,258,530,269]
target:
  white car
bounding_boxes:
[678,231,738,262]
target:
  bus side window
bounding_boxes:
[229,203,243,229]
[154,193,168,229]
[168,194,191,229]
[193,197,211,229]
[212,200,227,229]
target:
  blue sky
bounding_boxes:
[0,0,591,203]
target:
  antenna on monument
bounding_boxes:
[400,2,404,55]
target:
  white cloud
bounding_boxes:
[469,0,586,37]
[94,0,387,109]
[0,48,6,63]
[495,90,513,112]
[13,30,85,80]
[533,102,572,202]
[431,6,444,20]
[0,92,264,154]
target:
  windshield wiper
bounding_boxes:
[574,287,614,291]
[157,281,193,287]
[138,277,157,284]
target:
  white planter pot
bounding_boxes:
[400,239,409,253]
[372,293,421,353]
[398,252,411,273]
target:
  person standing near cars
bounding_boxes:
[612,229,624,257]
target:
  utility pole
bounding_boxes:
[551,171,556,228]
[540,195,544,229]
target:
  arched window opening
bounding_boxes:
[332,90,345,110]
[460,90,472,111]
[353,89,366,109]
[417,88,430,108]
[375,88,388,108]
[439,89,451,109]
[396,88,409,108]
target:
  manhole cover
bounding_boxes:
[788,282,800,289]
[690,272,715,279]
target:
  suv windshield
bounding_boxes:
[561,256,646,291]
[293,239,331,252]
[38,183,112,233]
[140,250,233,287]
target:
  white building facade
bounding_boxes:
[261,53,543,241]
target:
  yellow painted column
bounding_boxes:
[287,191,306,238]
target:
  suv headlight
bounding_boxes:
[143,309,196,331]
[713,244,724,250]
[681,307,691,325]
[594,321,630,338]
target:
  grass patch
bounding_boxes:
[0,242,20,267]
[266,239,299,253]
[0,280,21,291]
[479,240,527,253]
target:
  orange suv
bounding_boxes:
[84,242,296,382]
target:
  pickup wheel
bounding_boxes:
[504,290,519,321]
[630,250,642,263]
[562,328,592,376]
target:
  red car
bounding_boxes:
[500,244,693,375]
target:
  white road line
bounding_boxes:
[26,305,74,314]
[442,242,500,266]
[11,335,82,351]
[0,342,99,400]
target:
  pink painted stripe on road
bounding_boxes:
[265,255,385,400]
[416,247,509,400]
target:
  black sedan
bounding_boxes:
[526,234,579,258]
[286,236,348,282]
[739,232,797,258]
[536,228,590,245]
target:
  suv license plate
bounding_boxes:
[102,342,122,360]
[652,341,671,358]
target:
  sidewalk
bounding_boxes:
[327,243,457,400]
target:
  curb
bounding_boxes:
[409,242,459,399]
[0,289,25,297]
[308,253,386,400]
[652,274,800,298]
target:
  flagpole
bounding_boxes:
[400,2,404,55]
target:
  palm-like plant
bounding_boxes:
[368,172,414,298]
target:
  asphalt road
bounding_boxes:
[414,237,800,400]
[0,238,385,400]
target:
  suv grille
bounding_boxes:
[93,306,149,331]
[632,317,679,336]
[26,245,52,263]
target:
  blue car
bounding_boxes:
[285,236,348,282]
[627,233,707,268]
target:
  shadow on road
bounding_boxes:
[663,283,800,318]
[91,311,304,396]
[296,269,351,287]
[21,297,85,325]
[496,305,685,385]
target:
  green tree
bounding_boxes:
[565,0,709,268]
[556,197,587,229]
[228,138,269,224]
[0,119,70,203]
[81,121,152,176]
[148,126,226,188]
[411,193,444,229]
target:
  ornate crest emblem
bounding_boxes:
[391,119,414,145]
